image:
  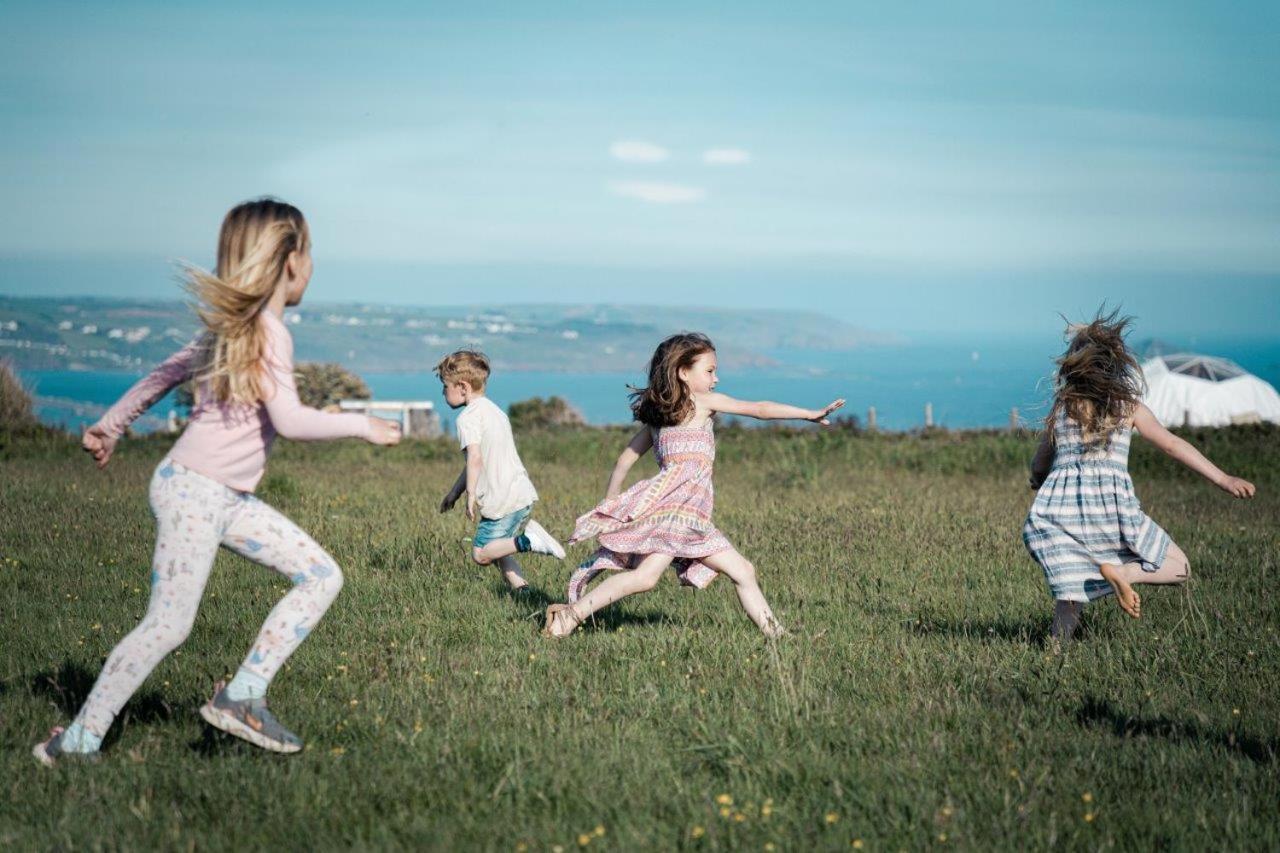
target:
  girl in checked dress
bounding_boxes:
[1023,311,1255,643]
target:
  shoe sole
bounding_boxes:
[199,702,302,754]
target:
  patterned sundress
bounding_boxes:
[567,421,730,602]
[1022,409,1172,602]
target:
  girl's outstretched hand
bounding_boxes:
[810,398,846,425]
[366,417,403,446]
[1218,475,1256,498]
[82,424,117,469]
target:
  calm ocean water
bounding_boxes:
[21,336,1280,435]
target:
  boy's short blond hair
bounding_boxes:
[435,350,490,391]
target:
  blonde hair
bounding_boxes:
[184,198,310,405]
[1048,308,1145,448]
[435,350,490,391]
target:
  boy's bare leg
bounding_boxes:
[496,555,527,590]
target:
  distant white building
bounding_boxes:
[561,330,580,340]
[107,328,124,339]
[1142,353,1280,427]
[81,324,98,334]
[58,320,73,330]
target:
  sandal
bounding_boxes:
[541,604,582,638]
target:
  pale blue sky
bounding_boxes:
[1,1,1277,336]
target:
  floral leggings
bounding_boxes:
[72,458,344,738]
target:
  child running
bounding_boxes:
[1023,311,1256,643]
[542,332,844,639]
[437,350,565,591]
[33,198,401,765]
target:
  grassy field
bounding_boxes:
[2,424,1277,851]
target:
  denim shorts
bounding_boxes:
[473,505,531,549]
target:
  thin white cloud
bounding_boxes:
[610,140,669,163]
[703,147,751,165]
[609,181,706,204]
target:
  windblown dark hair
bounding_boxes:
[1047,307,1145,447]
[629,332,716,427]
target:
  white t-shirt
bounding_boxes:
[456,396,538,519]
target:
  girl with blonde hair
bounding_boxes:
[1023,309,1255,643]
[34,198,401,764]
[542,332,844,639]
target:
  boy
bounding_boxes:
[437,350,564,590]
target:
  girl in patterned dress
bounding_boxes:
[542,332,844,639]
[33,199,402,765]
[1023,311,1255,643]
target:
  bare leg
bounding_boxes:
[1051,600,1082,645]
[1123,541,1190,586]
[699,548,784,637]
[547,553,673,636]
[495,555,528,590]
[475,538,520,564]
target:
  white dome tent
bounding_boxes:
[1140,353,1280,427]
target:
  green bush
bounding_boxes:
[508,395,586,430]
[294,362,372,409]
[0,359,36,428]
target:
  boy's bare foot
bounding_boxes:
[1099,563,1141,618]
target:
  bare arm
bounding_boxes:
[1132,404,1256,498]
[440,466,467,513]
[604,427,654,500]
[464,443,484,520]
[1029,433,1054,490]
[700,392,846,424]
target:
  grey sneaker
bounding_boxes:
[31,726,101,767]
[523,520,566,559]
[199,681,303,754]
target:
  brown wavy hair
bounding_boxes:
[1047,308,1145,447]
[183,198,310,405]
[629,332,716,427]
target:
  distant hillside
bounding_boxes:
[0,297,898,374]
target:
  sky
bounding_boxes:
[1,1,1277,337]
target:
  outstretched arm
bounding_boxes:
[604,427,654,500]
[1029,433,1054,490]
[1132,404,1256,498]
[700,392,845,424]
[84,338,203,468]
[261,319,396,444]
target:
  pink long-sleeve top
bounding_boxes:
[94,310,371,492]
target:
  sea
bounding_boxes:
[19,336,1280,436]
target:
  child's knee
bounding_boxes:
[472,548,492,566]
[736,559,758,583]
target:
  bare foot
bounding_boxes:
[760,616,787,639]
[1099,563,1141,618]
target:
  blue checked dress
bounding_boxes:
[1022,409,1172,602]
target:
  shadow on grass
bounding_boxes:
[504,584,675,632]
[1077,697,1278,765]
[905,615,1051,646]
[30,661,187,749]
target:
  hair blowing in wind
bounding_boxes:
[1048,307,1145,447]
[183,198,310,406]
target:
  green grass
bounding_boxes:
[2,426,1277,851]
